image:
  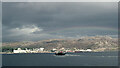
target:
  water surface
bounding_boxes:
[2,51,118,66]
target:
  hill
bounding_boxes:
[2,36,118,52]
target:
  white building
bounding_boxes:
[53,48,57,51]
[13,47,45,53]
[86,49,92,52]
[13,48,26,53]
[39,48,44,51]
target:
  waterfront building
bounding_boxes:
[13,48,26,53]
[40,48,44,51]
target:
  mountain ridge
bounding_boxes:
[2,36,118,52]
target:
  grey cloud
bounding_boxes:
[2,2,118,42]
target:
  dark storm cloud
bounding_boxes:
[2,2,118,42]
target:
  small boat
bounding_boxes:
[55,51,66,55]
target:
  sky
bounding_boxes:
[2,2,118,42]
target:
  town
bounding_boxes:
[2,36,118,54]
[13,47,92,53]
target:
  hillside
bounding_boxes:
[2,36,118,52]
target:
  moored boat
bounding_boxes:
[55,51,66,55]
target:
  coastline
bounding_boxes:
[1,50,118,54]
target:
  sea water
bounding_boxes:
[2,51,118,66]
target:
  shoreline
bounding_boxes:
[0,50,118,54]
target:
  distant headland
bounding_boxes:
[1,35,118,54]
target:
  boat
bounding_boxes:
[55,51,66,55]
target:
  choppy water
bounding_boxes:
[2,51,118,66]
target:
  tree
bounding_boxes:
[2,46,14,52]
